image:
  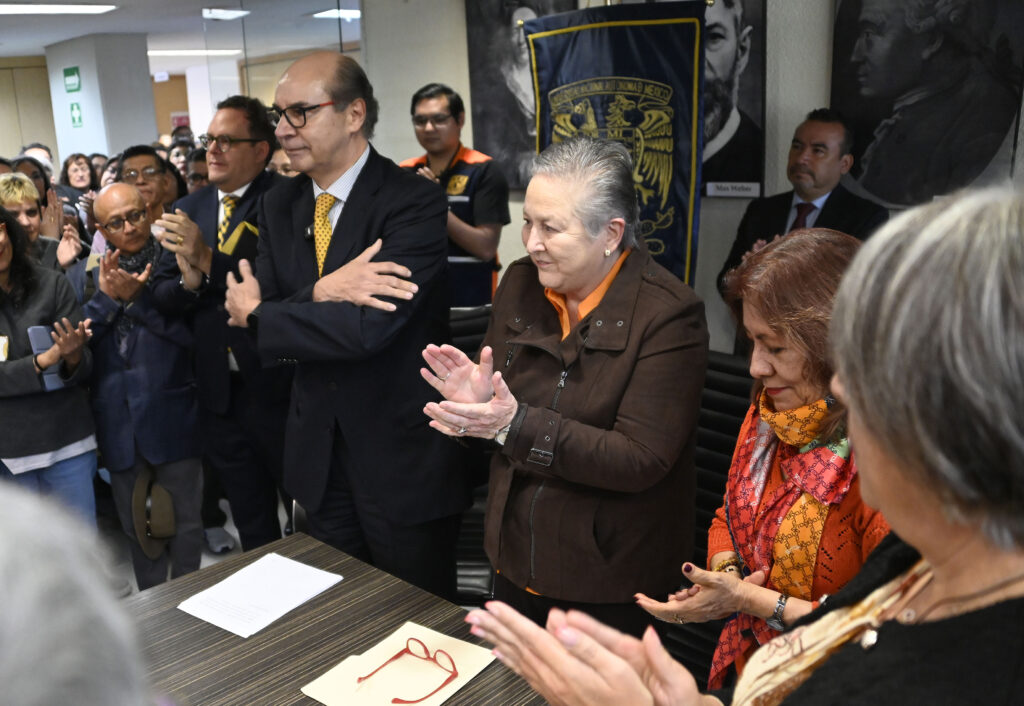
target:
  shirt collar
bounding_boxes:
[313,145,371,205]
[790,189,832,211]
[217,181,252,201]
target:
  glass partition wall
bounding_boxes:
[147,0,361,134]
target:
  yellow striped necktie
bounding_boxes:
[217,194,239,251]
[314,192,337,276]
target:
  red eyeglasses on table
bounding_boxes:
[357,636,458,704]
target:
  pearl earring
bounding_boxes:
[604,249,611,257]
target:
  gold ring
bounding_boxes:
[176,235,184,245]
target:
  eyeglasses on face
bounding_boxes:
[412,113,453,128]
[267,101,337,129]
[121,166,163,184]
[357,636,458,704]
[199,133,262,152]
[186,172,209,184]
[99,208,147,233]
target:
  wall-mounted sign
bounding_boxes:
[63,67,81,93]
[70,102,83,128]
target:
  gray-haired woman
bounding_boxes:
[421,137,709,637]
[464,185,1024,705]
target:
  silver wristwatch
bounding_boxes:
[765,593,788,631]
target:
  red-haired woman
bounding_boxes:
[636,228,890,688]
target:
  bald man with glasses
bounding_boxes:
[66,182,203,590]
[224,52,470,601]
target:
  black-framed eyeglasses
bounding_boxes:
[99,208,147,234]
[121,166,163,184]
[412,113,453,128]
[357,637,458,704]
[199,133,262,152]
[186,172,209,184]
[267,101,337,129]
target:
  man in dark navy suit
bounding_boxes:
[224,52,469,600]
[717,108,889,294]
[67,183,202,590]
[152,96,290,552]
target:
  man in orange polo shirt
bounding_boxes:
[401,83,510,307]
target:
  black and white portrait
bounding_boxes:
[698,0,765,197]
[466,0,575,189]
[831,0,1024,207]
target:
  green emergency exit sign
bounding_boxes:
[64,66,81,93]
[70,102,83,128]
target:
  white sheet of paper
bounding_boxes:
[302,621,494,706]
[177,552,342,638]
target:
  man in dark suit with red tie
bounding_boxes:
[717,108,889,294]
[151,95,290,552]
[224,51,469,600]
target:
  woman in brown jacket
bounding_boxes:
[422,137,709,636]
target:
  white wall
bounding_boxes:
[45,34,157,159]
[185,60,242,138]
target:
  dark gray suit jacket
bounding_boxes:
[717,183,889,294]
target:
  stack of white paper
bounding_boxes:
[302,621,494,706]
[178,552,343,638]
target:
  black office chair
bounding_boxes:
[661,350,752,687]
[448,304,498,607]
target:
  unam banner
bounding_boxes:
[525,1,704,283]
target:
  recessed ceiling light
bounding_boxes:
[202,8,250,21]
[147,49,242,57]
[312,9,361,21]
[0,4,116,14]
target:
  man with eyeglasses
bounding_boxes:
[400,83,510,307]
[116,145,167,226]
[224,51,469,601]
[151,95,291,554]
[185,148,208,195]
[66,182,203,590]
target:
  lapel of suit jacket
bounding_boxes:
[772,191,795,235]
[230,169,272,230]
[184,185,219,248]
[816,184,849,228]
[321,148,385,276]
[291,175,318,279]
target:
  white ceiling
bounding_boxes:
[0,0,362,75]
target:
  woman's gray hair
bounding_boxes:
[531,137,640,249]
[830,185,1024,549]
[0,484,150,705]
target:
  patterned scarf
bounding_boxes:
[731,560,931,705]
[708,391,856,689]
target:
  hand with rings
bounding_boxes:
[420,343,495,404]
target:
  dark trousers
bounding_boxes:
[201,373,288,551]
[304,428,461,602]
[111,454,203,591]
[493,572,656,639]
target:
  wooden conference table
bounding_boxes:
[124,533,544,705]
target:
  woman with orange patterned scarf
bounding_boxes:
[636,228,890,688]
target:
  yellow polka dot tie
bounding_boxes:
[314,192,336,277]
[217,195,239,251]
